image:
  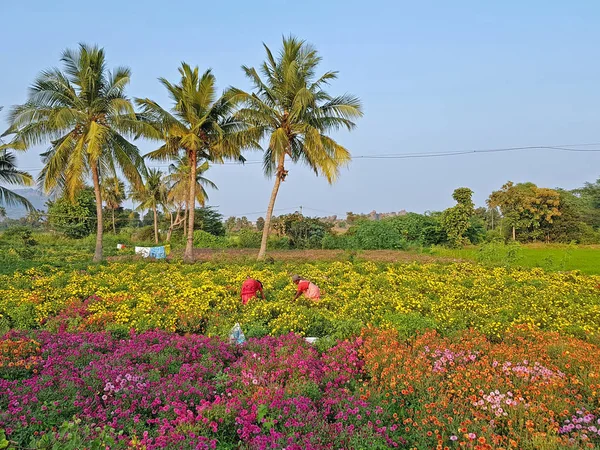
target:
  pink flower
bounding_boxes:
[450,435,458,441]
[468,433,476,440]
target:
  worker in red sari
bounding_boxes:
[240,277,265,305]
[292,274,321,301]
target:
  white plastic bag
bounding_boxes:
[229,323,246,345]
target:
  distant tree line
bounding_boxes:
[2,177,599,250]
[221,177,600,250]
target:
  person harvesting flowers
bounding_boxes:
[291,274,321,301]
[240,277,265,305]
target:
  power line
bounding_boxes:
[302,206,343,216]
[7,206,304,222]
[13,142,600,172]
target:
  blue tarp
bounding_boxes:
[148,246,166,259]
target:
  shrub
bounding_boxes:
[267,236,290,250]
[237,229,262,248]
[193,230,230,248]
[352,220,406,249]
[47,189,97,238]
[131,226,161,244]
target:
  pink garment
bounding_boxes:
[305,282,320,300]
[297,280,320,300]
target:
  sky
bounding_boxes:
[1,0,600,219]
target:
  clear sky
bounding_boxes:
[1,0,599,219]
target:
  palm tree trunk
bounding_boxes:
[112,208,116,234]
[153,205,159,244]
[183,201,188,238]
[258,154,285,260]
[184,150,197,263]
[91,162,103,263]
[166,206,182,243]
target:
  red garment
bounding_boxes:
[296,280,310,293]
[296,280,320,300]
[241,279,263,305]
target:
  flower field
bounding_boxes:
[1,328,600,449]
[1,260,600,449]
[0,261,599,340]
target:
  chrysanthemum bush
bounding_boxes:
[1,327,599,449]
[0,261,599,340]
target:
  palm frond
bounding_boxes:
[0,186,34,210]
[108,132,146,189]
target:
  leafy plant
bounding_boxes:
[47,189,97,239]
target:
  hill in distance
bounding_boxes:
[1,188,48,219]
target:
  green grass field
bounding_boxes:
[432,243,600,275]
[2,230,599,275]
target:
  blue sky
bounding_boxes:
[1,0,599,219]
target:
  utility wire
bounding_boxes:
[12,142,600,172]
[10,206,304,222]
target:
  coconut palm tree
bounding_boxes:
[230,36,363,259]
[136,63,258,262]
[2,44,146,262]
[131,168,167,244]
[164,156,218,240]
[100,176,125,234]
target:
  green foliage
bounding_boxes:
[131,226,161,244]
[237,229,262,248]
[266,235,290,250]
[194,207,226,236]
[388,212,447,246]
[547,189,600,244]
[465,215,487,244]
[475,241,523,267]
[433,242,600,274]
[574,177,600,229]
[226,216,252,233]
[271,213,332,249]
[0,226,38,259]
[193,230,231,248]
[25,420,121,449]
[352,220,406,250]
[321,233,355,250]
[441,187,475,247]
[0,429,9,450]
[0,149,34,211]
[489,182,561,242]
[384,312,438,340]
[47,189,97,238]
